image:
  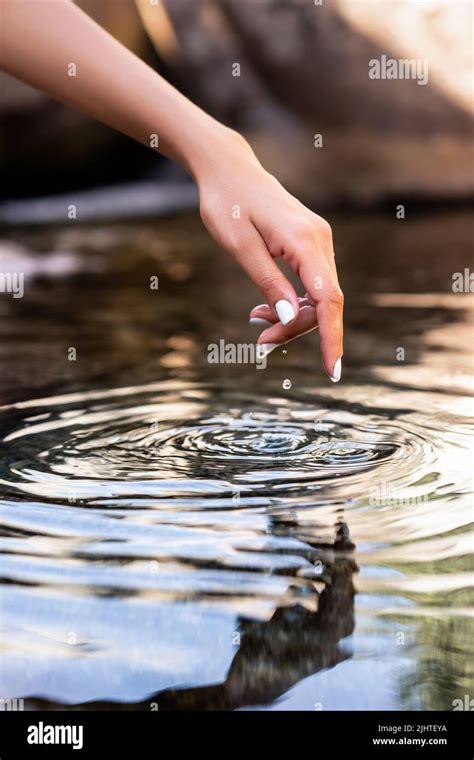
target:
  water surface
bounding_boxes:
[0,210,472,710]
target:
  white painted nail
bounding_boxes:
[249,317,273,327]
[275,299,295,326]
[330,357,342,383]
[256,343,279,359]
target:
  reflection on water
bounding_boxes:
[0,210,473,710]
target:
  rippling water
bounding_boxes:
[0,211,473,710]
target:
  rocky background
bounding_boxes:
[1,0,472,208]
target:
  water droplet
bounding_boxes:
[283,379,292,390]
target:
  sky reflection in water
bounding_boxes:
[0,210,472,710]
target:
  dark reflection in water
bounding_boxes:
[29,524,357,711]
[0,209,472,710]
[156,523,357,712]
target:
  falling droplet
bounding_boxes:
[283,379,292,390]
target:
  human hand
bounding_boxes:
[196,129,343,381]
[0,3,341,383]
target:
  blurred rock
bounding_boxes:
[1,0,472,207]
[142,0,474,206]
[0,0,152,196]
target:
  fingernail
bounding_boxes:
[249,317,273,327]
[330,357,342,383]
[256,343,279,359]
[275,299,295,326]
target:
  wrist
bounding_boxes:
[178,119,256,185]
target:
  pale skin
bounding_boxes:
[0,0,344,381]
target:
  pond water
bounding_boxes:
[0,210,472,710]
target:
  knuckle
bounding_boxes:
[257,272,282,294]
[295,217,317,242]
[315,217,332,242]
[289,216,333,251]
[224,230,245,256]
[322,285,344,306]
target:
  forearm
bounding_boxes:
[0,0,344,379]
[0,0,227,178]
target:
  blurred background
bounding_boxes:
[1,0,473,215]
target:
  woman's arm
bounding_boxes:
[0,0,218,171]
[0,0,343,381]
